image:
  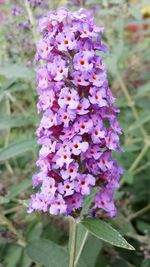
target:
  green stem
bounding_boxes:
[69,217,78,267]
[133,161,150,175]
[24,0,38,46]
[129,144,148,173]
[117,73,148,139]
[128,203,150,221]
[75,230,88,266]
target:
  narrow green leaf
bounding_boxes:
[81,218,135,250]
[0,139,37,161]
[0,64,35,80]
[0,78,16,93]
[126,114,150,132]
[8,180,32,199]
[0,115,37,129]
[4,245,23,267]
[26,239,69,267]
[26,222,43,242]
[123,144,141,152]
[19,250,32,267]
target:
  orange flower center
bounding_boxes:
[59,68,63,73]
[64,39,69,45]
[67,96,71,101]
[80,60,85,65]
[74,144,78,149]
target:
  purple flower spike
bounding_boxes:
[29,7,123,218]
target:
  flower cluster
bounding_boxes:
[29,7,123,218]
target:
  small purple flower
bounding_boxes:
[58,87,79,109]
[55,147,73,168]
[76,98,90,115]
[73,52,93,71]
[60,162,79,180]
[56,32,77,51]
[89,87,107,107]
[58,180,75,196]
[74,116,93,135]
[58,108,76,127]
[12,6,22,16]
[75,174,95,195]
[41,178,57,197]
[71,136,89,155]
[66,193,83,213]
[49,195,67,215]
[37,39,53,60]
[37,90,55,112]
[40,110,57,129]
[85,145,102,160]
[39,140,56,157]
[47,56,68,81]
[72,71,90,86]
[94,189,117,217]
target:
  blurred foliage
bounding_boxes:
[0,0,150,266]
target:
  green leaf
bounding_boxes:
[77,235,102,267]
[8,180,32,199]
[26,239,69,267]
[123,144,141,152]
[141,259,150,267]
[19,250,32,267]
[26,222,43,242]
[126,114,150,132]
[122,170,134,185]
[4,245,23,267]
[75,224,88,264]
[0,139,37,161]
[81,218,135,250]
[0,64,35,80]
[112,215,135,236]
[0,115,37,129]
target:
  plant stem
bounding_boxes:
[117,73,148,139]
[24,0,38,46]
[75,230,88,266]
[69,217,78,267]
[129,144,148,173]
[128,203,150,221]
[133,161,150,175]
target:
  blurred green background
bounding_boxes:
[0,0,150,266]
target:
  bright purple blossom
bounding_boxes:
[29,8,123,218]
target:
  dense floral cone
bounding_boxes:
[28,7,123,218]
